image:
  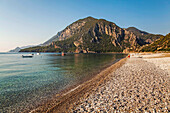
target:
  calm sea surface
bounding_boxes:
[0,52,126,112]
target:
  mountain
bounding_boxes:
[41,17,98,46]
[140,33,170,52]
[126,27,161,45]
[9,45,35,52]
[9,47,21,52]
[20,17,162,53]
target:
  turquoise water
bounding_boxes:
[0,53,126,112]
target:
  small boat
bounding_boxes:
[36,53,40,55]
[22,54,33,58]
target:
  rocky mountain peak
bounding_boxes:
[21,17,163,53]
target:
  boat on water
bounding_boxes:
[36,53,40,55]
[22,54,34,58]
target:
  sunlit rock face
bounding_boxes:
[23,17,162,53]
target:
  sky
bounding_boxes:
[0,0,170,52]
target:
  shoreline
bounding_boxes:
[29,56,128,113]
[72,53,170,112]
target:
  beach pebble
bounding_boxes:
[72,57,170,112]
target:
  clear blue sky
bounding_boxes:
[0,0,169,52]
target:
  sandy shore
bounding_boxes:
[71,53,170,112]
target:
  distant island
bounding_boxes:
[20,17,169,53]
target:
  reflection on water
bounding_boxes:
[0,53,126,112]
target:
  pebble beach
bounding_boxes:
[71,53,170,112]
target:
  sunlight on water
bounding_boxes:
[0,53,126,112]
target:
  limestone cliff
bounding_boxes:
[20,17,162,53]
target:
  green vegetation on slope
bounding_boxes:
[20,17,166,53]
[82,33,122,53]
[20,17,123,53]
[127,27,161,45]
[20,38,77,52]
[140,33,170,52]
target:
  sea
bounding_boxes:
[0,52,126,112]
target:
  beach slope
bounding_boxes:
[72,54,170,112]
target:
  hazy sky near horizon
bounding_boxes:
[0,0,170,52]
